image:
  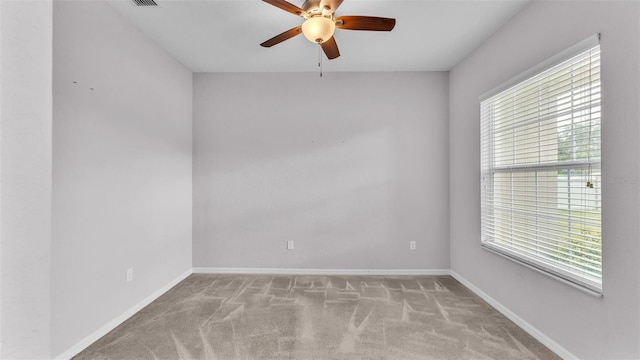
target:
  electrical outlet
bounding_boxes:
[410,241,417,250]
[287,240,294,250]
[126,268,133,282]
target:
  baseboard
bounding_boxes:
[449,270,576,360]
[54,269,193,360]
[193,267,451,276]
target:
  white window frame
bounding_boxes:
[480,34,602,295]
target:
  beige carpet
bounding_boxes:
[74,274,560,360]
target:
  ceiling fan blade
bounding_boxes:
[262,0,306,16]
[260,26,303,47]
[321,36,340,59]
[319,0,344,13]
[335,16,396,31]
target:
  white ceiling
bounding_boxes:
[105,0,529,73]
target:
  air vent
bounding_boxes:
[133,0,157,6]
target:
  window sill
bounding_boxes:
[481,243,603,298]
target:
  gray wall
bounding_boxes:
[449,1,640,359]
[193,72,449,270]
[52,1,192,356]
[0,0,52,358]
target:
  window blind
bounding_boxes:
[480,37,602,293]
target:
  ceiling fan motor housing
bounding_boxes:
[301,0,331,13]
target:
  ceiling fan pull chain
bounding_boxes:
[318,43,323,77]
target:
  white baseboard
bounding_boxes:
[54,269,193,360]
[193,267,451,276]
[449,270,576,360]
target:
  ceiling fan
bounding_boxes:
[260,0,396,60]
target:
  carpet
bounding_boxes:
[73,274,560,360]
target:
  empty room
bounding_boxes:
[1,0,639,359]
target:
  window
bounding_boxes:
[480,35,602,293]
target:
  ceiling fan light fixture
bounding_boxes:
[301,16,335,44]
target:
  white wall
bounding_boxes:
[193,72,449,271]
[52,1,192,356]
[449,1,640,359]
[0,0,52,358]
